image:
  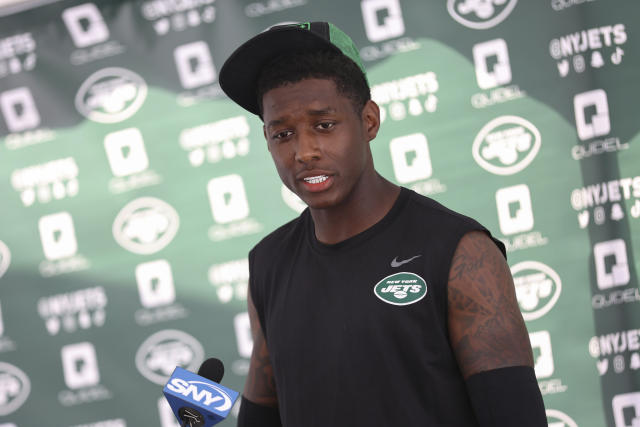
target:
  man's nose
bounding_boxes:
[294,131,321,163]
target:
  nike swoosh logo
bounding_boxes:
[391,255,421,268]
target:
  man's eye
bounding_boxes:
[273,130,292,139]
[316,122,335,130]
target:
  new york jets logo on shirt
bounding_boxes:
[374,272,427,306]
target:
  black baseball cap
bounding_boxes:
[219,21,367,116]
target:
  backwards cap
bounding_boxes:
[219,21,366,116]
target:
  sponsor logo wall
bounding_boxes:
[0,0,638,425]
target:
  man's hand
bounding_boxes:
[447,231,533,378]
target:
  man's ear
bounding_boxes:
[361,100,380,142]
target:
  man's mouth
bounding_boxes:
[303,175,329,184]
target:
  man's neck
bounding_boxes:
[309,173,400,245]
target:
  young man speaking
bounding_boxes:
[219,22,546,426]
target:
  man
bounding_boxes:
[219,22,546,426]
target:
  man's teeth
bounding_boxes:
[304,175,328,184]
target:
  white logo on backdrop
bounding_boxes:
[38,287,107,336]
[75,68,147,123]
[208,258,249,304]
[448,0,518,29]
[104,128,150,177]
[361,0,405,43]
[594,239,630,290]
[135,260,176,308]
[113,197,180,255]
[281,184,307,214]
[472,116,541,175]
[135,329,204,385]
[158,396,181,427]
[613,392,640,427]
[62,3,109,48]
[495,184,534,235]
[11,157,79,206]
[0,362,30,416]
[61,342,100,389]
[0,241,10,279]
[530,330,554,379]
[174,41,216,89]
[389,133,433,184]
[511,261,562,321]
[473,39,512,90]
[39,212,78,260]
[546,409,578,427]
[207,175,250,224]
[0,87,40,133]
[574,89,610,141]
[234,312,253,359]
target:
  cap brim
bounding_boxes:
[219,26,341,116]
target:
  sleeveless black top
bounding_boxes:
[249,187,505,426]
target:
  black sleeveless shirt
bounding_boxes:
[249,187,506,426]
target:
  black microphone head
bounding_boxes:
[197,358,224,383]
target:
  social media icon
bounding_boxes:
[207,174,250,224]
[104,128,149,177]
[38,212,78,260]
[234,312,253,359]
[612,392,640,427]
[174,41,216,89]
[574,89,610,141]
[361,0,405,43]
[594,239,630,289]
[0,87,40,133]
[61,342,100,389]
[530,330,554,379]
[495,184,534,235]
[473,38,512,90]
[135,260,176,308]
[62,3,109,48]
[389,133,432,183]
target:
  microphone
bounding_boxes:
[163,358,240,427]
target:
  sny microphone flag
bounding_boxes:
[164,366,240,426]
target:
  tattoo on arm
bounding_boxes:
[447,231,533,379]
[244,291,278,407]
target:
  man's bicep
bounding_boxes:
[244,289,278,407]
[447,231,533,379]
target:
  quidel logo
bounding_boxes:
[546,409,578,427]
[136,260,176,308]
[574,89,610,141]
[0,362,30,416]
[448,0,518,29]
[207,175,250,224]
[62,3,109,48]
[112,197,179,255]
[530,330,554,379]
[136,329,204,385]
[495,184,534,235]
[613,392,640,427]
[75,67,147,123]
[0,241,10,279]
[361,0,405,43]
[473,39,511,90]
[472,116,541,175]
[594,239,630,290]
[104,128,149,177]
[174,41,216,89]
[511,261,561,321]
[0,87,40,133]
[389,133,432,184]
[374,272,427,306]
[61,342,100,389]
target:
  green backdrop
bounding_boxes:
[0,0,638,426]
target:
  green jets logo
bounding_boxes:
[374,272,427,306]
